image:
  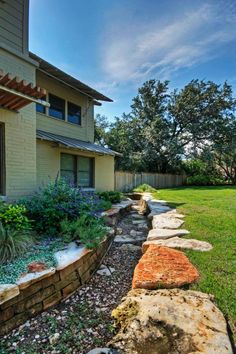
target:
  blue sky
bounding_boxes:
[29,0,236,121]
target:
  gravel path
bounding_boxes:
[0,207,146,354]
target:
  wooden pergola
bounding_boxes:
[0,69,49,111]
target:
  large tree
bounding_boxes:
[95,79,236,176]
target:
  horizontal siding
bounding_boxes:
[0,50,36,198]
[0,0,26,53]
[36,71,95,142]
[36,140,115,191]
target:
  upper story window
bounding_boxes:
[36,103,46,114]
[48,94,65,120]
[68,102,81,125]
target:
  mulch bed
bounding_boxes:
[0,214,144,354]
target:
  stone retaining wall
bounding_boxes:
[0,200,132,335]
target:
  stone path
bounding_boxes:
[109,193,234,353]
[114,202,148,244]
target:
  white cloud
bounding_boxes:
[101,2,236,83]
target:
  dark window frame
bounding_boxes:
[67,101,82,125]
[48,93,65,120]
[0,123,6,195]
[60,153,94,188]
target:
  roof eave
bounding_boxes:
[30,52,113,103]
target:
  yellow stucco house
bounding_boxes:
[0,0,118,200]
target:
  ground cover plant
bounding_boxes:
[0,180,115,281]
[154,186,236,339]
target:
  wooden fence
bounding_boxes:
[115,171,186,192]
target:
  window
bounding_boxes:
[36,103,46,114]
[48,94,65,120]
[0,123,5,195]
[60,154,94,188]
[77,156,93,187]
[68,102,81,125]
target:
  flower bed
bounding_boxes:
[0,200,133,335]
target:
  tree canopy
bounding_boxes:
[95,79,236,183]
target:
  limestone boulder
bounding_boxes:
[147,228,190,240]
[143,237,213,253]
[0,284,19,305]
[132,245,199,289]
[152,215,184,229]
[110,288,233,354]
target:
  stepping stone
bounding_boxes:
[132,219,146,225]
[119,244,141,252]
[143,237,213,253]
[165,210,185,218]
[114,235,146,243]
[147,228,190,240]
[130,230,144,237]
[110,288,233,354]
[132,245,199,289]
[152,215,184,229]
[97,264,115,276]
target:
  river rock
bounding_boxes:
[147,228,190,240]
[110,288,233,354]
[132,245,199,289]
[143,237,213,252]
[152,215,184,229]
[119,244,141,252]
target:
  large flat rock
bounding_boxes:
[0,284,19,305]
[152,215,184,229]
[147,228,190,240]
[110,288,233,354]
[143,237,213,252]
[132,245,199,289]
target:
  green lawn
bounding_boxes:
[154,186,236,339]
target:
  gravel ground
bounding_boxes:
[0,209,146,354]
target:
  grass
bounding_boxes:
[154,186,236,339]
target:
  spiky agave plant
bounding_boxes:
[0,221,32,264]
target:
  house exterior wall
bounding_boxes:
[0,0,29,54]
[0,49,37,199]
[36,71,95,142]
[36,140,115,191]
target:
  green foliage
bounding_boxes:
[21,178,108,235]
[0,221,32,264]
[133,184,156,192]
[97,191,123,204]
[187,175,224,186]
[60,215,107,249]
[184,159,224,186]
[97,199,112,210]
[0,203,31,231]
[95,79,236,177]
[155,186,236,341]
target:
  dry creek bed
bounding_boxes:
[0,209,147,354]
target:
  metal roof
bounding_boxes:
[30,52,113,103]
[36,130,121,156]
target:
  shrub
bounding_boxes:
[187,175,224,186]
[97,191,123,204]
[22,179,109,235]
[0,204,31,231]
[133,184,156,193]
[60,214,107,249]
[184,159,224,186]
[0,222,33,264]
